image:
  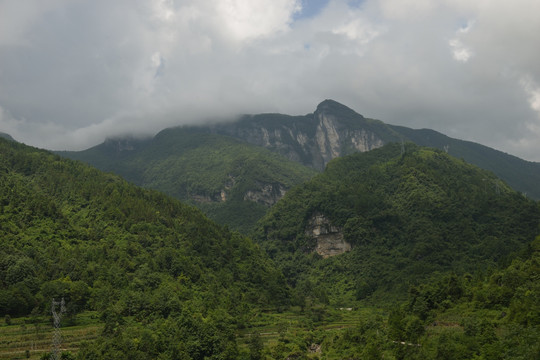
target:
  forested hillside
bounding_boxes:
[2,137,539,359]
[255,143,540,305]
[0,138,288,358]
[391,125,540,200]
[60,128,316,233]
[302,236,540,359]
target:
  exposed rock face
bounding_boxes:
[244,183,287,206]
[313,109,385,168]
[305,213,351,258]
[211,100,392,170]
[189,180,287,206]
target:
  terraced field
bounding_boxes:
[1,307,384,359]
[0,313,101,360]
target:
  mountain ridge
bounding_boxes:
[204,100,540,199]
[59,99,540,219]
[254,143,540,304]
[0,132,15,141]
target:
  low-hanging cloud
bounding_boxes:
[0,0,539,161]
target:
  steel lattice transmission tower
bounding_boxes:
[51,297,66,360]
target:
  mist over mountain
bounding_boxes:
[0,132,14,141]
[58,99,540,238]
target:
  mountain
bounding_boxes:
[208,100,402,171]
[254,143,540,304]
[0,137,288,357]
[206,100,540,199]
[390,125,540,200]
[59,128,317,233]
[3,134,538,359]
[0,132,15,141]
[318,236,540,359]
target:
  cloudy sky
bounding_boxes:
[1,0,539,161]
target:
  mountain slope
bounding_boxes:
[60,128,317,233]
[0,137,288,357]
[206,100,540,199]
[389,125,540,199]
[254,143,540,304]
[0,132,14,141]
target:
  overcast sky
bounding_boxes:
[1,0,539,161]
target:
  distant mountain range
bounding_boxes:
[57,100,540,232]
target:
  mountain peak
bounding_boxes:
[315,99,364,119]
[0,132,15,141]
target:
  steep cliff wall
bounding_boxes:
[211,100,399,170]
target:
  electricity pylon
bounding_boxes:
[51,297,66,360]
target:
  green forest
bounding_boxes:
[1,138,539,359]
[0,138,287,359]
[60,128,317,233]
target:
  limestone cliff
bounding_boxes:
[305,213,351,258]
[211,99,400,170]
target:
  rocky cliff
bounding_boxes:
[210,100,401,170]
[305,213,351,258]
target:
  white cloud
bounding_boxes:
[449,38,472,62]
[0,0,540,161]
[216,0,301,41]
[376,0,435,19]
[448,20,473,62]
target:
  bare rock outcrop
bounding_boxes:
[305,213,351,258]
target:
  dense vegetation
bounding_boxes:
[392,125,540,199]
[60,128,316,233]
[255,143,540,305]
[0,138,288,358]
[2,137,539,359]
[284,236,540,359]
